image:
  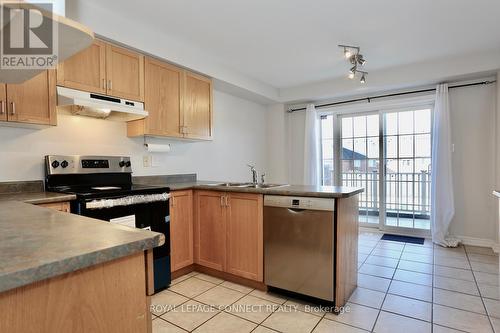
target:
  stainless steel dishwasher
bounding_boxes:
[264,195,335,302]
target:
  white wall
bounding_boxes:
[267,83,499,244]
[0,90,268,182]
[265,104,288,183]
[449,84,497,243]
[280,50,500,103]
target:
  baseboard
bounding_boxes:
[359,227,499,253]
[359,226,383,234]
[455,235,500,253]
[171,264,267,291]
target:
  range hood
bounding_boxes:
[57,86,148,121]
[0,1,94,83]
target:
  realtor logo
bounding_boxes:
[1,2,58,69]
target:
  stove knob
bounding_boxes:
[119,161,126,168]
[51,160,59,168]
[61,160,69,168]
[125,161,131,168]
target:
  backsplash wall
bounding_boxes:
[0,90,268,182]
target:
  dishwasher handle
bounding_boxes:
[287,208,307,213]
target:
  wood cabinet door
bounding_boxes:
[6,70,56,125]
[194,190,226,271]
[183,71,212,140]
[170,190,194,271]
[57,40,106,94]
[106,43,144,101]
[144,57,183,137]
[226,193,263,281]
[0,84,6,122]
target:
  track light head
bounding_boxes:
[357,55,366,66]
[348,72,355,79]
[344,49,352,59]
[349,66,357,74]
[360,73,366,84]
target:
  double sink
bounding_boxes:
[205,182,288,189]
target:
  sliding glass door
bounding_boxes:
[382,109,432,232]
[339,113,380,226]
[320,107,432,235]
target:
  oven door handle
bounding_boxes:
[85,193,171,210]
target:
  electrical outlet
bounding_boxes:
[143,155,152,167]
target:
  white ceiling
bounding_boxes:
[77,0,500,90]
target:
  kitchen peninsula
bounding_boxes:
[0,200,164,333]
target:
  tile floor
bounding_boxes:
[151,231,500,332]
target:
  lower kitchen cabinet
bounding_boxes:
[193,190,263,282]
[194,190,226,271]
[226,192,263,281]
[170,190,194,271]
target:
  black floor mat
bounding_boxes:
[381,233,425,245]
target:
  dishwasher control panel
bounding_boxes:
[264,195,335,211]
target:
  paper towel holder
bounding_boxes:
[143,136,171,153]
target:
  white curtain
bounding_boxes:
[303,104,321,186]
[431,84,458,247]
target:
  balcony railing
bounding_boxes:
[341,171,431,218]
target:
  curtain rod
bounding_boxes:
[287,80,496,113]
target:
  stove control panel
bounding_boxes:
[45,155,132,175]
[82,159,109,169]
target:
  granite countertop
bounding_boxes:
[0,201,164,293]
[0,180,75,205]
[0,191,76,204]
[136,178,364,198]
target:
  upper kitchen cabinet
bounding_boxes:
[183,71,213,140]
[127,61,213,141]
[128,57,183,138]
[0,84,6,122]
[105,43,144,101]
[57,40,107,94]
[1,70,56,126]
[57,40,145,102]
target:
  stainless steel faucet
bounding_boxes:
[247,164,258,184]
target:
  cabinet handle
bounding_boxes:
[220,195,224,207]
[225,196,229,207]
[10,102,15,115]
[108,80,112,90]
[0,101,4,115]
[103,78,106,89]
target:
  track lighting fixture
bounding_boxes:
[338,45,368,83]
